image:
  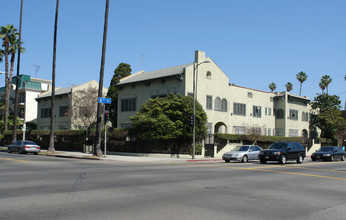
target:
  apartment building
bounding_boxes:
[117,51,311,138]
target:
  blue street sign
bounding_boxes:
[98,97,112,104]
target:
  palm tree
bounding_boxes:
[269,82,276,92]
[285,82,293,92]
[320,75,332,94]
[48,0,59,153]
[319,82,326,94]
[95,0,110,157]
[1,24,18,130]
[12,0,24,143]
[296,71,308,96]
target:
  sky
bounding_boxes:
[1,0,345,109]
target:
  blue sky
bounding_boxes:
[1,0,345,108]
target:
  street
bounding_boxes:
[1,152,346,220]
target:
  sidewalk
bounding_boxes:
[42,150,224,163]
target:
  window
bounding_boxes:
[206,71,211,79]
[268,128,272,136]
[59,106,69,117]
[247,92,253,98]
[58,125,69,130]
[302,112,309,121]
[121,98,137,112]
[207,123,213,134]
[253,106,261,118]
[41,108,51,118]
[289,129,298,137]
[40,126,50,130]
[251,127,262,135]
[265,107,268,116]
[276,129,283,136]
[289,109,298,120]
[214,97,221,111]
[268,108,272,116]
[206,95,213,110]
[187,93,193,98]
[221,99,227,112]
[276,109,284,119]
[120,123,132,128]
[234,126,246,134]
[233,103,246,116]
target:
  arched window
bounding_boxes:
[214,97,221,111]
[221,99,227,112]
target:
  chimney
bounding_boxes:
[195,50,206,64]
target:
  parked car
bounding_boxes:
[258,142,305,164]
[222,145,262,163]
[311,146,345,161]
[7,140,41,155]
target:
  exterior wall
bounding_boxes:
[117,76,184,128]
[36,94,72,130]
[25,90,41,123]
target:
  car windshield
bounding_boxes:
[317,147,334,152]
[233,146,249,151]
[23,141,36,145]
[268,143,287,150]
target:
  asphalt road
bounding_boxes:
[1,152,346,220]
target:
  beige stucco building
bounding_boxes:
[117,51,311,138]
[36,80,107,130]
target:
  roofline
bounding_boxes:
[229,84,272,94]
[117,73,184,87]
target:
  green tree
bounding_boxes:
[0,115,23,131]
[285,82,293,92]
[296,71,308,96]
[311,93,342,139]
[269,82,276,92]
[106,63,132,127]
[319,82,326,94]
[130,94,207,148]
[320,75,332,94]
[1,24,18,130]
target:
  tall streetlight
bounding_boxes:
[192,60,211,159]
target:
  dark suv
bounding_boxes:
[258,142,305,164]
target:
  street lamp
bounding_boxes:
[192,60,211,159]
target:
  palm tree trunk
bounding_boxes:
[299,83,302,96]
[94,0,109,157]
[4,37,10,130]
[48,0,59,152]
[12,0,24,143]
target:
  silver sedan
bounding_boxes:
[222,145,262,163]
[7,140,41,155]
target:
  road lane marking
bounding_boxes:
[0,158,31,163]
[161,162,346,181]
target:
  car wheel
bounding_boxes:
[330,155,334,162]
[224,159,230,163]
[297,154,303,164]
[279,155,287,164]
[341,155,345,161]
[33,152,38,155]
[7,147,12,153]
[242,155,248,163]
[18,148,23,154]
[260,159,267,164]
[312,158,316,161]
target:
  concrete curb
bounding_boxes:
[45,154,101,160]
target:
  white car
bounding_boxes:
[222,145,262,163]
[7,140,41,155]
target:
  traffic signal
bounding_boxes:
[104,110,109,124]
[189,115,194,127]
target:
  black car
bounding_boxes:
[258,142,305,164]
[311,146,345,161]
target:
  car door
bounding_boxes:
[248,146,256,160]
[286,143,295,160]
[12,141,21,151]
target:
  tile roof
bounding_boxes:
[118,63,192,85]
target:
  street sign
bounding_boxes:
[98,97,111,104]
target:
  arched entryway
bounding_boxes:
[214,122,227,134]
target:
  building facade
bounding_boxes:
[36,80,107,130]
[117,51,311,138]
[0,74,51,123]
